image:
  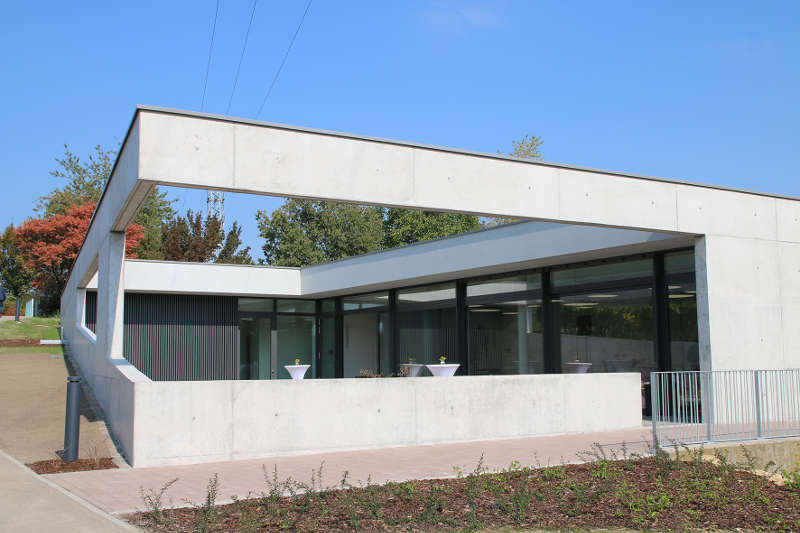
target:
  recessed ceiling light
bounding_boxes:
[588,294,617,298]
[669,294,694,299]
[668,285,681,290]
[501,312,518,315]
[470,308,501,312]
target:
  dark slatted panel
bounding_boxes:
[123,293,239,381]
[85,291,97,333]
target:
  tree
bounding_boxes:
[256,200,383,267]
[161,210,254,264]
[15,203,144,315]
[0,225,34,321]
[486,134,544,227]
[382,209,481,249]
[37,144,175,259]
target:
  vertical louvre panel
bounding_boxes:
[123,293,239,381]
[85,291,97,333]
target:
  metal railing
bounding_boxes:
[651,369,800,446]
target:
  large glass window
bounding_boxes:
[665,250,699,371]
[397,283,457,370]
[468,299,544,375]
[276,315,316,379]
[555,288,655,378]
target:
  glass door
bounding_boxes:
[239,317,271,379]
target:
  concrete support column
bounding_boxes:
[694,236,712,372]
[96,232,126,360]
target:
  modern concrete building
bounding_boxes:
[62,106,800,467]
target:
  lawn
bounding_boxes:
[0,345,64,355]
[0,317,60,341]
[128,447,800,532]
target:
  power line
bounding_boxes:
[200,0,221,111]
[226,0,259,115]
[256,0,313,119]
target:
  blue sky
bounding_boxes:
[2,1,798,260]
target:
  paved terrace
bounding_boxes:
[47,425,654,515]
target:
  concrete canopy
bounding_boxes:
[63,106,800,408]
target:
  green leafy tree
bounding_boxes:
[162,210,253,264]
[0,225,34,321]
[37,144,176,259]
[256,200,383,267]
[382,209,481,249]
[486,134,544,226]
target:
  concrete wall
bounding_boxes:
[130,372,641,467]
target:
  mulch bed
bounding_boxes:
[127,452,800,532]
[0,338,41,347]
[27,457,118,474]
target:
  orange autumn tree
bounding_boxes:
[15,202,143,314]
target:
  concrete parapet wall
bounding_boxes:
[129,373,641,467]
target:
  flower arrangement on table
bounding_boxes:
[408,357,416,363]
[295,358,301,365]
[439,356,447,364]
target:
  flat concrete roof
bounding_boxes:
[138,105,799,203]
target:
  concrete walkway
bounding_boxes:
[0,448,137,532]
[47,425,654,515]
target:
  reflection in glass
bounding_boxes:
[552,259,652,289]
[277,315,316,379]
[343,292,389,311]
[276,300,316,314]
[556,288,655,379]
[397,308,457,367]
[467,273,541,298]
[238,298,274,313]
[343,313,378,377]
[668,281,699,371]
[665,250,695,275]
[320,315,336,378]
[239,317,270,379]
[468,299,543,375]
[397,283,456,306]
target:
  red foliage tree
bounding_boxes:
[15,202,143,314]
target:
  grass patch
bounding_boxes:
[0,317,60,341]
[0,345,64,355]
[127,452,800,532]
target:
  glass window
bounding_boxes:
[552,259,653,289]
[668,280,699,371]
[665,250,695,275]
[555,287,655,380]
[321,299,336,314]
[397,307,457,369]
[276,299,315,314]
[343,291,389,311]
[343,313,379,377]
[468,299,544,375]
[239,317,270,379]
[276,315,316,379]
[397,283,456,307]
[238,298,274,313]
[467,273,541,298]
[319,315,337,378]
